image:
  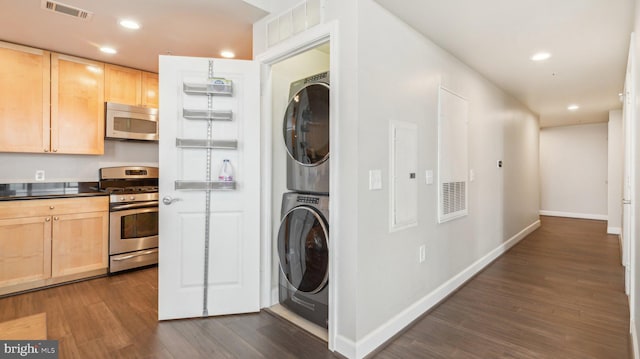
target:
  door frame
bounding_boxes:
[255,21,339,351]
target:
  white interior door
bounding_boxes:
[158,55,260,320]
[623,36,635,298]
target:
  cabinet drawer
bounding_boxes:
[0,196,108,219]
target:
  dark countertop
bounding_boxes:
[0,182,107,201]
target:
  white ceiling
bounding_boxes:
[0,0,267,73]
[374,0,635,127]
[1,1,634,128]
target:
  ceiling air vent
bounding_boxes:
[41,0,93,20]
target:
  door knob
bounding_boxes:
[162,196,181,205]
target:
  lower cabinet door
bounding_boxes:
[0,216,52,287]
[51,211,108,277]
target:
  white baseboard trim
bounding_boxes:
[347,220,541,359]
[335,335,356,359]
[632,319,639,359]
[607,226,622,235]
[539,210,607,221]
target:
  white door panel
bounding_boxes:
[158,56,260,320]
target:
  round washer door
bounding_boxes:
[277,206,329,294]
[283,83,330,166]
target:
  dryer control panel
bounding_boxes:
[297,195,320,205]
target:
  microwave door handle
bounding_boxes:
[111,201,159,211]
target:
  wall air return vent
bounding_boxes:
[41,0,93,20]
[438,87,469,223]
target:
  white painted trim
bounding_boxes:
[259,63,274,310]
[352,220,541,359]
[255,20,339,353]
[539,210,607,221]
[608,226,622,235]
[255,22,334,65]
[334,335,356,359]
[632,319,639,359]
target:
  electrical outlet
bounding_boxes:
[35,170,45,181]
[419,245,426,263]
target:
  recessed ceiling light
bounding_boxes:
[119,19,140,30]
[531,52,551,61]
[220,50,235,58]
[567,104,579,111]
[100,46,117,54]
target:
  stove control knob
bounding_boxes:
[130,196,135,200]
[120,197,126,202]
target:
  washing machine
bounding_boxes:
[277,192,329,328]
[283,71,330,194]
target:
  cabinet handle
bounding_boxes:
[44,149,49,152]
[45,217,51,222]
[53,149,58,153]
[49,206,55,209]
[53,216,59,221]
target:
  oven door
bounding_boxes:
[110,206,158,255]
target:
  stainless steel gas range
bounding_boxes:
[98,166,159,273]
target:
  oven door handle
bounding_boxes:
[112,249,158,261]
[111,201,159,211]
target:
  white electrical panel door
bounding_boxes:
[390,121,418,231]
[158,56,261,320]
[438,87,469,223]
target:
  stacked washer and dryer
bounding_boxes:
[277,71,330,328]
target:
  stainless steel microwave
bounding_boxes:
[105,102,159,141]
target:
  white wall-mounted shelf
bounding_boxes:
[175,138,237,150]
[183,109,233,121]
[183,82,233,96]
[174,180,236,191]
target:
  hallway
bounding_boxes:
[0,216,630,358]
[376,216,630,358]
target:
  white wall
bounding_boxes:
[539,123,608,220]
[356,0,539,347]
[631,0,640,353]
[609,110,624,234]
[255,1,540,358]
[0,141,158,183]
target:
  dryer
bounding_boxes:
[283,71,330,194]
[277,192,329,328]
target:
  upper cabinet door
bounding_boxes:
[51,53,105,155]
[0,42,50,153]
[104,64,142,106]
[141,71,159,108]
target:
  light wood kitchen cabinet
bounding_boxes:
[0,42,50,153]
[51,53,105,155]
[141,71,159,108]
[0,42,105,155]
[51,211,108,277]
[0,216,52,289]
[104,64,158,108]
[0,196,108,296]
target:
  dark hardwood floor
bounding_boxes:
[375,216,630,358]
[0,216,630,358]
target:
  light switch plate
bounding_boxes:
[425,170,433,185]
[35,170,45,181]
[369,170,382,190]
[469,169,475,182]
